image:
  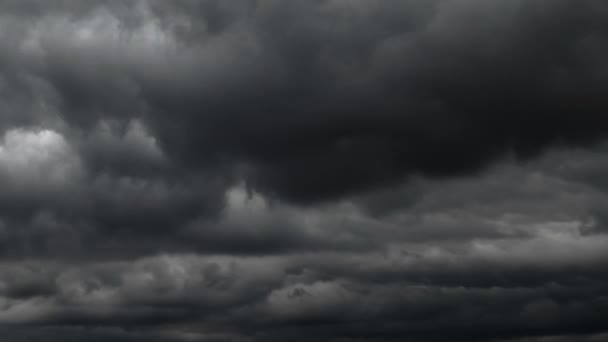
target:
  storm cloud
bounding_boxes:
[0,0,608,341]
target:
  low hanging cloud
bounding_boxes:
[1,0,607,202]
[1,0,608,341]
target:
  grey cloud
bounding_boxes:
[0,233,607,341]
[2,0,608,202]
[0,1,608,341]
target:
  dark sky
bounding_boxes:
[0,1,608,341]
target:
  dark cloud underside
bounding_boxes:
[0,0,607,341]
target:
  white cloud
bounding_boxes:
[0,128,82,187]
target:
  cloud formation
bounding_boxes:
[0,0,608,341]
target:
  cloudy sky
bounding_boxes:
[0,0,608,341]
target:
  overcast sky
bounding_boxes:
[0,1,608,341]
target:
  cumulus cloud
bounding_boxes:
[0,0,607,341]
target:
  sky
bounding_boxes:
[0,1,608,341]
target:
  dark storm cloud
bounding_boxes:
[0,230,607,341]
[1,1,608,342]
[1,0,608,203]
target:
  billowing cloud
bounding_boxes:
[0,0,607,341]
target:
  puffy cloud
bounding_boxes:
[0,1,607,341]
[1,0,607,203]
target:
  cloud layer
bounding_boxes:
[0,1,608,341]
